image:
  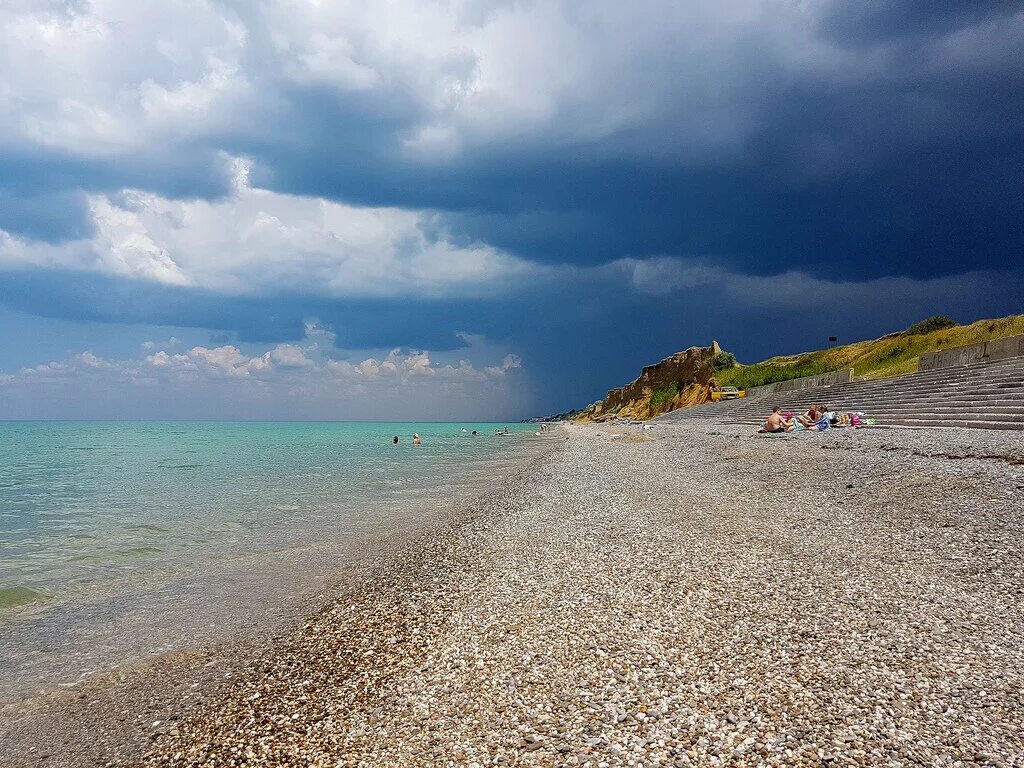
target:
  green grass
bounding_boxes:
[579,313,1024,422]
[715,360,834,390]
[716,314,1024,389]
[906,315,957,335]
[648,384,679,414]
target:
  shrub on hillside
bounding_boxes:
[712,351,737,370]
[906,316,957,335]
[718,360,833,391]
[648,384,679,414]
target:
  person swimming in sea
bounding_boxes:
[392,435,399,444]
[412,433,422,446]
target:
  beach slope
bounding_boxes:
[135,423,1024,767]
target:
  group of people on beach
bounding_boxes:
[759,404,871,433]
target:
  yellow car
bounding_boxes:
[711,386,746,401]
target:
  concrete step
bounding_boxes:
[850,367,1022,387]
[701,409,1024,425]
[753,394,1020,411]
[694,380,1024,412]
[714,415,1024,431]
[766,363,1023,390]
[815,376,1024,397]
[715,410,1024,424]
[681,399,1024,417]
[860,412,1024,423]
[839,400,1024,411]
[655,355,1024,431]
[722,419,1024,431]
[664,408,1024,429]
[877,419,1024,431]
[716,406,1024,419]
[801,399,1024,412]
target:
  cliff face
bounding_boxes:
[581,341,721,421]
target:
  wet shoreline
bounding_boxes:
[0,431,560,767]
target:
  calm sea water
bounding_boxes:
[0,421,548,701]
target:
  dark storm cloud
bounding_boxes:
[3,0,1022,279]
[220,0,1024,281]
[0,271,477,350]
[0,146,233,242]
[816,0,1022,44]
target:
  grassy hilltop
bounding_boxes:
[579,314,1024,421]
[715,314,1024,392]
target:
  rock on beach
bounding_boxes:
[132,423,1023,766]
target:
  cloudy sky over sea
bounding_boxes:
[1,0,1022,418]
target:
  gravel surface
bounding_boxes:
[139,422,1024,767]
[0,551,391,768]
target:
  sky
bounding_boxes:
[0,0,1022,420]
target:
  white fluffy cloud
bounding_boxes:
[325,347,518,383]
[0,323,528,415]
[0,325,526,396]
[484,354,522,377]
[0,330,533,419]
[148,345,271,377]
[3,1,1019,165]
[0,157,543,296]
[0,0,250,156]
[270,344,313,368]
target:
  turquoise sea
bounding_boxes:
[0,421,548,702]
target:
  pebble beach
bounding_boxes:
[6,422,1024,767]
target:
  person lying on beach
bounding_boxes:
[758,407,793,433]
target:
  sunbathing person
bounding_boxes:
[806,404,833,431]
[782,411,804,431]
[758,407,793,433]
[818,404,834,430]
[796,405,820,429]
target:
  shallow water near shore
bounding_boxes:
[0,421,548,703]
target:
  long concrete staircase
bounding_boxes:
[656,355,1024,431]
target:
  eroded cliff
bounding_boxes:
[579,341,722,421]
